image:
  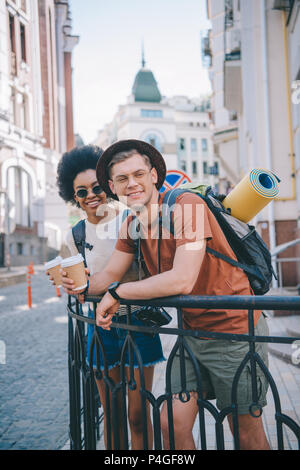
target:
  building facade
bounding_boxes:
[95,59,216,189]
[206,0,300,286]
[0,0,78,267]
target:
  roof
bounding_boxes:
[132,67,162,103]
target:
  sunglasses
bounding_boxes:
[75,185,103,198]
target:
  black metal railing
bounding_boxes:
[67,294,300,450]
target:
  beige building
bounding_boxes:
[95,59,217,189]
[0,0,78,267]
[206,0,299,286]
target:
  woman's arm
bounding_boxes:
[61,249,135,296]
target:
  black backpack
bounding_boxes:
[161,187,277,295]
[71,219,93,267]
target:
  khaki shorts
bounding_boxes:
[170,314,269,415]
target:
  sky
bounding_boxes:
[69,0,212,144]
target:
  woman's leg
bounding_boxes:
[94,366,126,449]
[127,365,155,450]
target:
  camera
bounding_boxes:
[134,306,172,328]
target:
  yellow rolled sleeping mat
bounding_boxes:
[222,168,280,223]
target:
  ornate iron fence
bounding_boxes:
[67,294,300,450]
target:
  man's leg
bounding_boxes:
[227,413,270,450]
[161,393,199,450]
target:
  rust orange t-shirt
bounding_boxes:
[116,191,261,334]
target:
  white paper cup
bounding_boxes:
[44,256,63,287]
[61,254,87,291]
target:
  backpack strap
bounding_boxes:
[72,219,93,268]
[161,188,189,235]
[206,247,264,281]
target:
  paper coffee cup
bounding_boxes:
[44,256,63,287]
[61,254,87,291]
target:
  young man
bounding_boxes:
[62,139,270,450]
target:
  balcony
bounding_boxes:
[224,28,242,115]
[201,32,212,68]
[225,28,241,61]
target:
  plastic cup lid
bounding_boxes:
[60,253,84,268]
[44,256,63,270]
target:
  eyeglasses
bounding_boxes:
[75,185,103,198]
[112,170,152,187]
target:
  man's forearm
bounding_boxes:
[116,269,190,300]
[87,270,119,295]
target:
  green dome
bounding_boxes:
[132,68,161,103]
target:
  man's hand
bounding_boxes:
[96,292,120,330]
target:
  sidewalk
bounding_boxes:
[0,266,27,288]
[0,264,47,288]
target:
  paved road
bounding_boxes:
[0,268,69,450]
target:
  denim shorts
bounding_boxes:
[86,307,166,370]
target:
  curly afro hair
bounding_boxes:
[56,145,103,205]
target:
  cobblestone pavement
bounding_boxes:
[0,267,69,450]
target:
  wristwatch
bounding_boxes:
[107,281,121,300]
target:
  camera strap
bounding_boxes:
[158,212,162,274]
[136,204,163,277]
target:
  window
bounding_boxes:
[203,161,208,175]
[144,133,162,152]
[191,138,197,152]
[209,162,219,175]
[9,14,16,53]
[202,138,208,152]
[179,138,185,151]
[181,161,186,172]
[192,161,197,175]
[7,166,32,227]
[141,109,163,118]
[17,243,23,255]
[20,23,26,62]
[9,14,16,76]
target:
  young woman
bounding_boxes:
[56,145,165,449]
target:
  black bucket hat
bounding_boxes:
[96,139,167,200]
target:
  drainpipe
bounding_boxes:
[260,0,278,287]
[277,10,296,201]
